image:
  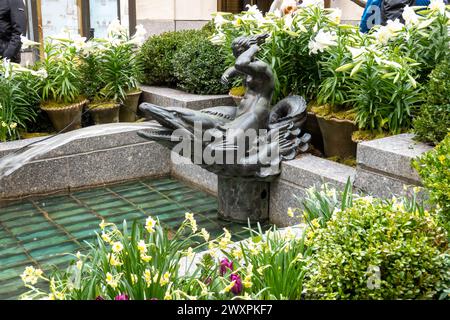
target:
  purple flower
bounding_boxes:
[220,258,234,276]
[95,296,105,300]
[230,274,243,295]
[114,294,129,300]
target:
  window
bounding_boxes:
[27,0,136,43]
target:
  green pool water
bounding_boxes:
[0,177,259,300]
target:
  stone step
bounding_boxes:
[140,85,235,110]
[356,133,432,184]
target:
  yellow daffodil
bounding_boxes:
[112,241,124,253]
[145,216,156,233]
[144,269,152,287]
[160,272,171,286]
[137,240,147,253]
[105,272,120,289]
[101,232,112,244]
[140,253,152,262]
[287,207,295,218]
[200,228,210,242]
[107,253,123,267]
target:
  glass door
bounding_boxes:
[89,0,122,38]
[41,0,80,37]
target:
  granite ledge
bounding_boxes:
[280,154,356,189]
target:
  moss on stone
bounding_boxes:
[326,156,357,168]
[352,130,392,143]
[311,104,356,122]
[229,86,246,97]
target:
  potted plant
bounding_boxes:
[0,60,43,142]
[39,36,87,132]
[104,21,146,123]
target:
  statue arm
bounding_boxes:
[234,45,267,75]
[221,66,241,85]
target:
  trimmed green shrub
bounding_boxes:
[413,58,450,145]
[413,134,450,233]
[137,30,201,86]
[173,33,229,95]
[427,57,450,106]
[413,104,450,146]
[303,197,450,300]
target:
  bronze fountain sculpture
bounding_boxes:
[138,34,311,222]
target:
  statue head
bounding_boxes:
[231,34,269,58]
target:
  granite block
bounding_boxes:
[0,122,160,161]
[281,154,356,190]
[354,167,428,200]
[140,85,234,110]
[67,142,171,189]
[0,157,70,199]
[269,180,307,227]
[357,133,432,183]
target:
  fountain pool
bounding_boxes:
[0,176,263,300]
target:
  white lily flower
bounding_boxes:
[386,19,404,33]
[20,36,40,50]
[347,46,367,60]
[210,32,226,45]
[402,6,419,26]
[308,29,337,54]
[214,14,228,28]
[328,8,342,24]
[429,0,446,14]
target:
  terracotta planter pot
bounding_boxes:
[316,114,358,159]
[89,103,120,124]
[41,99,87,132]
[304,112,324,155]
[120,90,142,122]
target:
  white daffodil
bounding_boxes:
[402,6,419,26]
[308,29,337,54]
[429,0,446,14]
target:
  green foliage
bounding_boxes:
[40,39,83,104]
[427,57,450,105]
[413,134,450,233]
[97,42,141,103]
[303,196,450,300]
[0,62,41,141]
[221,226,310,300]
[300,178,353,228]
[413,104,450,145]
[173,33,229,95]
[137,30,200,86]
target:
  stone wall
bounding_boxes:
[0,125,171,200]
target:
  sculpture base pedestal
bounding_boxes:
[218,177,269,223]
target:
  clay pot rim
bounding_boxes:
[41,99,88,112]
[89,102,120,111]
[315,113,357,125]
[126,90,143,97]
